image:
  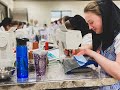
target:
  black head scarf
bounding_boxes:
[95,0,120,51]
[0,17,12,27]
[69,15,90,36]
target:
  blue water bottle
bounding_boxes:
[16,38,29,82]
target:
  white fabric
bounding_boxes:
[40,28,49,41]
[114,33,120,54]
[27,26,33,36]
[81,33,92,46]
[15,28,29,38]
[33,26,41,35]
[0,26,5,32]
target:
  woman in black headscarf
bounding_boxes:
[81,0,120,89]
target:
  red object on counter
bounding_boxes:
[33,41,39,49]
[45,42,49,50]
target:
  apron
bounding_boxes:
[100,41,120,90]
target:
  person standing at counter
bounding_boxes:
[78,0,120,89]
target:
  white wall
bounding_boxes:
[14,1,91,26]
[14,1,120,26]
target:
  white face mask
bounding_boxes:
[8,27,17,32]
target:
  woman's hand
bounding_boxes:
[72,48,88,56]
[74,49,86,56]
[73,48,96,59]
[72,49,80,55]
[64,49,69,56]
[64,48,95,58]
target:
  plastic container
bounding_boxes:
[33,49,48,79]
[45,42,48,50]
[32,41,39,49]
[16,38,29,82]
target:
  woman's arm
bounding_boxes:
[85,49,120,80]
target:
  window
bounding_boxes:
[51,10,71,22]
[62,11,71,17]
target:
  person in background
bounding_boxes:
[0,18,18,53]
[40,24,49,41]
[61,16,71,24]
[0,17,12,31]
[57,18,62,25]
[43,24,48,29]
[33,20,41,42]
[22,22,27,29]
[10,20,19,29]
[34,20,39,27]
[33,20,40,34]
[11,21,19,27]
[77,0,120,89]
[65,15,92,50]
[17,21,24,29]
[10,21,19,51]
[27,19,34,36]
[48,22,58,43]
[29,19,34,26]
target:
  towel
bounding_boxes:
[73,55,87,66]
